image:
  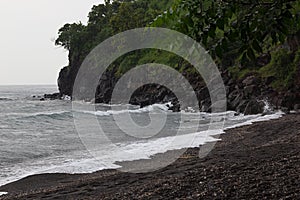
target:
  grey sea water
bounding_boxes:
[0,85,283,187]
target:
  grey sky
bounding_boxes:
[0,0,104,85]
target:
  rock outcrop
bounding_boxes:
[54,35,300,115]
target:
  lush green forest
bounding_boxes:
[151,0,300,89]
[55,0,174,75]
[56,0,175,95]
[56,0,300,111]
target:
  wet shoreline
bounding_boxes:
[1,113,299,199]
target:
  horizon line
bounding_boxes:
[0,84,57,86]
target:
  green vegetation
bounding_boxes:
[55,0,174,75]
[152,0,300,64]
[56,0,300,93]
[228,48,300,90]
[259,48,300,89]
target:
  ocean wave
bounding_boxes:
[0,97,14,101]
[224,111,284,130]
[77,103,172,116]
[5,103,177,120]
[0,127,221,187]
[6,111,73,120]
[0,110,284,187]
[0,192,8,196]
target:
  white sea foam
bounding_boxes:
[0,108,284,188]
[0,128,220,187]
[3,110,71,118]
[225,111,284,130]
[62,95,71,101]
[0,192,8,196]
[28,110,71,117]
[78,103,171,116]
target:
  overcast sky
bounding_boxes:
[0,0,104,85]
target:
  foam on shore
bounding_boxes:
[0,110,284,188]
[0,192,8,196]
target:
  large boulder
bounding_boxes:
[244,99,265,115]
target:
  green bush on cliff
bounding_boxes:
[259,48,299,89]
[152,0,300,65]
[56,0,174,71]
[56,0,300,94]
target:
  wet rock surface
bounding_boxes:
[53,30,300,113]
[53,39,300,115]
[55,62,300,115]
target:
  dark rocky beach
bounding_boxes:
[1,113,299,200]
[2,1,300,200]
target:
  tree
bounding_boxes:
[55,23,85,51]
[152,0,300,65]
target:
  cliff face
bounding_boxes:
[58,49,83,96]
[55,1,300,114]
[57,41,300,114]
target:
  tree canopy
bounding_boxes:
[152,0,300,65]
[56,0,300,92]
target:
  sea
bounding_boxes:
[0,85,284,189]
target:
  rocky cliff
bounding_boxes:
[56,35,300,114]
[54,1,300,114]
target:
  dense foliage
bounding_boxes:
[56,0,300,94]
[152,0,300,65]
[55,0,173,73]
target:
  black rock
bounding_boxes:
[244,99,265,115]
[44,93,60,100]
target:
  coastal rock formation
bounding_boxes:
[53,3,300,115]
[54,50,300,115]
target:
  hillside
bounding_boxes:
[55,0,300,114]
